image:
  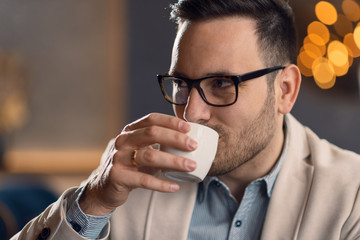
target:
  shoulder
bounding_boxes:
[286,114,360,179]
[304,122,360,172]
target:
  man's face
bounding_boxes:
[170,17,280,176]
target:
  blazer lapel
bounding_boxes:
[142,115,313,239]
[261,115,315,239]
[144,179,198,240]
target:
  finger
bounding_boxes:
[122,125,198,151]
[133,148,197,172]
[117,169,180,193]
[113,148,196,172]
[124,113,191,133]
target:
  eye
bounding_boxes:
[211,78,233,88]
[173,79,187,88]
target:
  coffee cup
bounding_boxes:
[162,122,219,183]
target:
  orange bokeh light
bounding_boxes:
[327,40,349,68]
[299,50,317,69]
[332,61,349,76]
[314,76,336,89]
[304,43,323,58]
[297,55,313,77]
[307,21,330,46]
[315,1,338,25]
[304,36,326,55]
[299,0,360,89]
[312,57,336,89]
[345,45,354,67]
[354,24,360,49]
[334,14,354,37]
[342,0,360,22]
[343,33,360,58]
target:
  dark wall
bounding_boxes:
[128,0,177,122]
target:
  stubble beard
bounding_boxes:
[207,88,277,176]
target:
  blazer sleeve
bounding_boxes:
[9,187,110,240]
[340,186,360,240]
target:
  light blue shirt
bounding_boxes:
[67,122,289,239]
[66,187,110,239]
[187,156,285,239]
[187,123,289,240]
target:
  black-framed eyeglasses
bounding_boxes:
[157,66,285,107]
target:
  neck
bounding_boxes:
[218,119,285,203]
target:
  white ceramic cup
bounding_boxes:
[162,122,219,183]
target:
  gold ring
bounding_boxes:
[131,149,139,167]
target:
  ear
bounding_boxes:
[276,64,302,114]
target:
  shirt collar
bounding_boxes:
[198,115,290,200]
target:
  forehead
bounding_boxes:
[171,17,264,77]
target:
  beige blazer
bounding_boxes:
[12,114,360,240]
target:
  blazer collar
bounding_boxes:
[261,114,314,239]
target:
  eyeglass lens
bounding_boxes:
[161,76,237,106]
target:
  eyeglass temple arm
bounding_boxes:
[240,66,285,82]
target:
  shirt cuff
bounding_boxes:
[66,186,113,239]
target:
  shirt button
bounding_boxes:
[70,222,82,232]
[235,220,242,227]
[37,227,51,240]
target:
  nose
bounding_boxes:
[183,88,211,123]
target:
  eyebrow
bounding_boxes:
[168,70,187,78]
[168,70,240,78]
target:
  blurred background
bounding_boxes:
[0,0,359,237]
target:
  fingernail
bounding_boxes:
[188,139,198,150]
[186,160,197,171]
[170,184,180,192]
[179,121,190,132]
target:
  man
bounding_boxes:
[12,0,360,239]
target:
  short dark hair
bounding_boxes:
[170,0,298,68]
